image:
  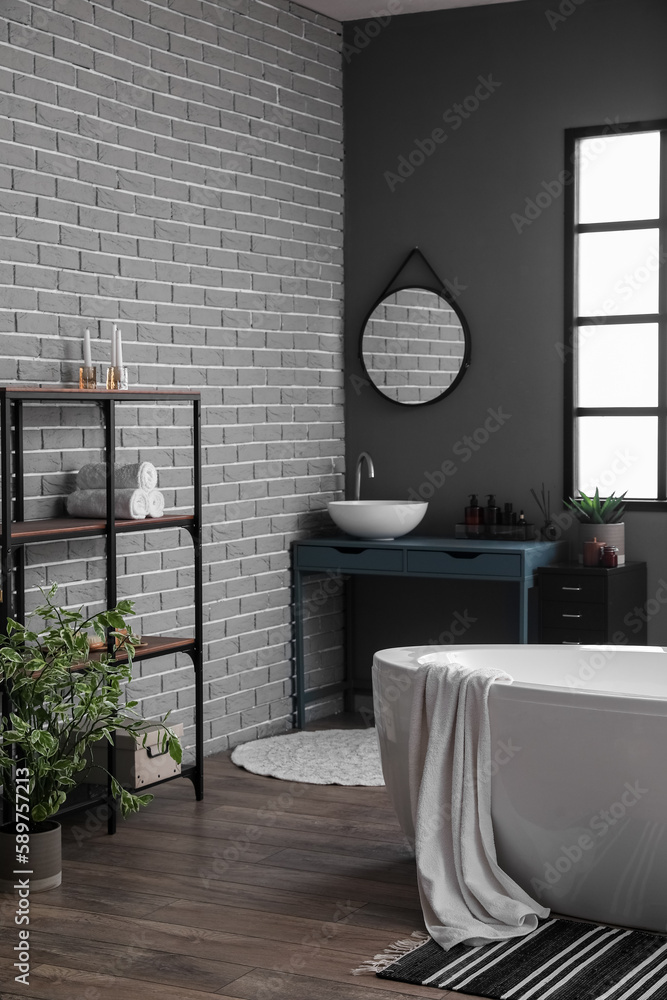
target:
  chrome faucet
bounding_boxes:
[354,451,375,500]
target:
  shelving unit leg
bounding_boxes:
[1,394,12,827]
[192,397,204,799]
[104,399,118,836]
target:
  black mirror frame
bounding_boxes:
[358,248,472,407]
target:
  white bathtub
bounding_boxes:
[372,643,667,934]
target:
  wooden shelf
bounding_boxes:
[82,635,195,666]
[0,386,200,401]
[32,636,195,676]
[6,514,195,545]
[113,635,195,661]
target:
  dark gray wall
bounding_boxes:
[343,0,667,648]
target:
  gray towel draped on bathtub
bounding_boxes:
[405,656,550,951]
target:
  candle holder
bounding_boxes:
[79,366,96,389]
[106,366,128,390]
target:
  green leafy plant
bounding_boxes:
[564,488,627,524]
[0,585,182,827]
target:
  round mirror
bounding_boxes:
[360,286,470,405]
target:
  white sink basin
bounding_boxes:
[327,500,428,540]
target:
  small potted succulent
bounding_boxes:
[564,488,627,565]
[0,585,181,892]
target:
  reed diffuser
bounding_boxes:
[530,483,559,541]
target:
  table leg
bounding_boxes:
[518,581,529,643]
[292,569,306,729]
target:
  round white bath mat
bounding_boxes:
[231,728,385,786]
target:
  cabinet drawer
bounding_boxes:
[406,550,521,578]
[541,601,606,630]
[541,627,607,645]
[540,573,606,603]
[295,544,403,573]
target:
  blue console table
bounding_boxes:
[291,536,565,728]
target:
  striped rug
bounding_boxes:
[375,918,667,999]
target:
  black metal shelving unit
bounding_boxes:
[0,386,203,833]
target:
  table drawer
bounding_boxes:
[406,550,521,578]
[541,601,606,630]
[295,544,403,573]
[541,627,607,645]
[540,573,606,603]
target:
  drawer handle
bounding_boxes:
[562,613,582,619]
[443,552,481,560]
[561,586,582,592]
[562,641,582,645]
[333,547,369,555]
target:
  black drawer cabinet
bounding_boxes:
[537,562,647,645]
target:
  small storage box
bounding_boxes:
[87,723,183,788]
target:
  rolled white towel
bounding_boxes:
[65,488,149,520]
[77,461,158,492]
[146,489,165,518]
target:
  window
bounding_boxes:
[565,120,667,508]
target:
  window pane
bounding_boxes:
[577,324,658,407]
[578,131,660,224]
[577,229,660,317]
[577,416,657,499]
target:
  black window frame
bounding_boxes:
[564,118,667,511]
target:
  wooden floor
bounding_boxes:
[0,717,485,1000]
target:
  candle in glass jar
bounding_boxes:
[601,546,618,568]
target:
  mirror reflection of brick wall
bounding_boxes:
[364,289,465,404]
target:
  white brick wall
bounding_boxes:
[0,0,345,753]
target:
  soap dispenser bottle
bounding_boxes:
[485,494,499,526]
[518,510,527,537]
[465,494,481,525]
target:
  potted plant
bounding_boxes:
[0,585,182,892]
[564,488,627,565]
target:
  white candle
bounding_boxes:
[83,328,92,368]
[116,326,123,370]
[111,325,117,368]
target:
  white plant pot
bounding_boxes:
[577,522,625,566]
